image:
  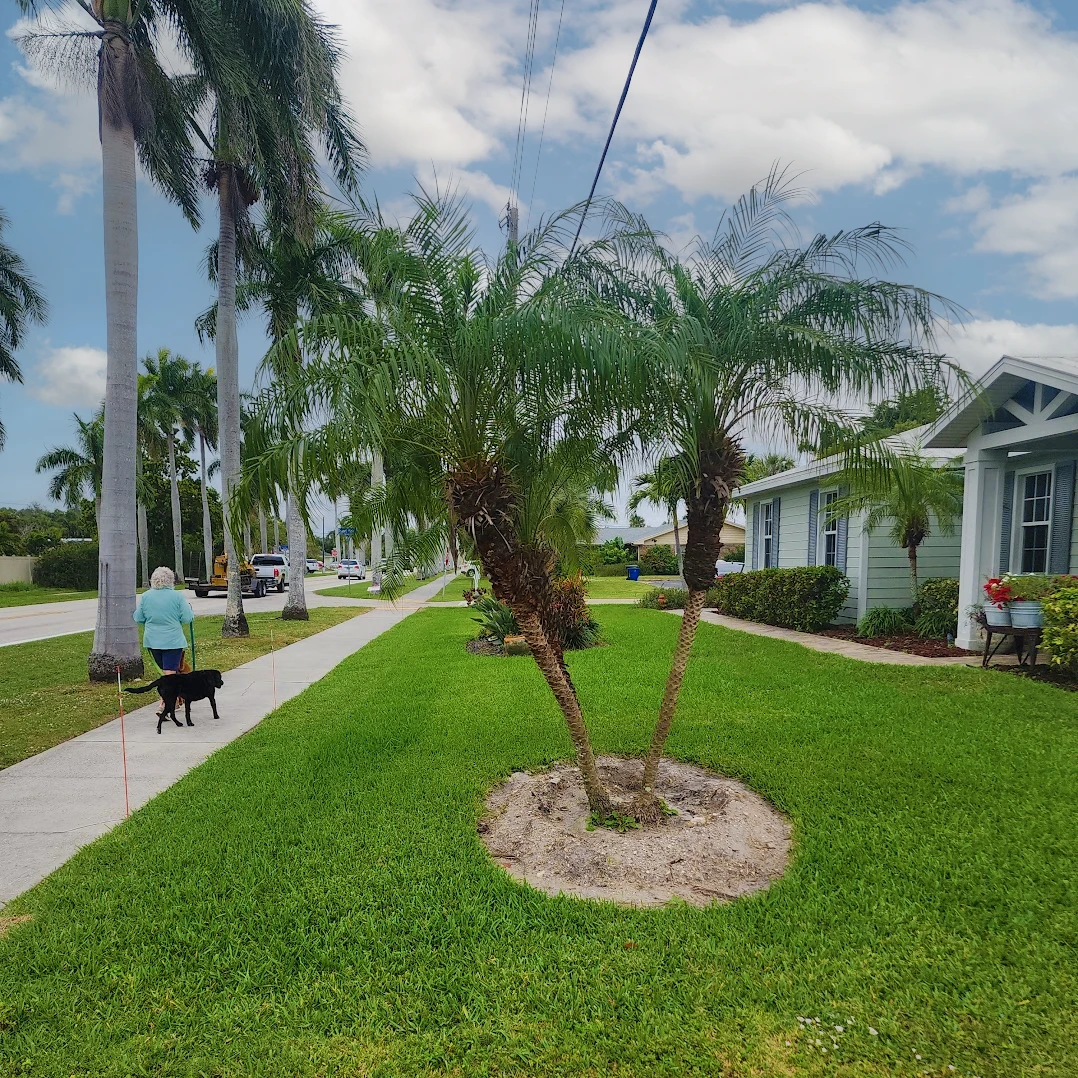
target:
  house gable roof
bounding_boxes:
[925,356,1078,449]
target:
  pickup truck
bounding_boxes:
[250,553,289,592]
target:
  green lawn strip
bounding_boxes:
[582,575,657,599]
[0,607,365,770]
[315,575,427,600]
[425,573,493,602]
[1,608,1075,1076]
[0,583,97,608]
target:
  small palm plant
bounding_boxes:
[36,409,105,533]
[829,451,963,615]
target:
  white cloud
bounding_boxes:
[942,318,1078,377]
[28,345,107,407]
[955,176,1078,299]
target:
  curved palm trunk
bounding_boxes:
[89,33,143,681]
[281,488,309,619]
[635,589,705,821]
[199,431,213,575]
[908,545,920,616]
[215,169,247,637]
[515,608,611,816]
[167,430,183,578]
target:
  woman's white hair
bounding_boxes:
[150,566,176,590]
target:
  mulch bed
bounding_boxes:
[990,663,1078,692]
[816,627,973,658]
[466,638,504,657]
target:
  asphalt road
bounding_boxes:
[0,577,366,649]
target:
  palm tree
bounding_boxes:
[604,169,961,820]
[198,7,363,637]
[36,409,105,532]
[16,0,260,680]
[187,365,219,578]
[628,457,691,571]
[0,208,47,450]
[142,348,197,579]
[829,452,963,614]
[237,193,636,814]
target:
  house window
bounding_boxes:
[762,502,774,567]
[1019,471,1052,573]
[821,491,839,567]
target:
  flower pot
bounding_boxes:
[984,604,1011,628]
[1009,600,1043,629]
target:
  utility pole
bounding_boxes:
[370,449,384,569]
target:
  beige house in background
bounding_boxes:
[595,520,746,558]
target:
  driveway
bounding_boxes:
[0,578,367,649]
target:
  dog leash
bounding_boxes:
[189,622,196,670]
[115,666,131,819]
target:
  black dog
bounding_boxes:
[127,670,224,734]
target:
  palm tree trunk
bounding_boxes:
[672,511,683,575]
[515,608,611,816]
[94,496,102,544]
[909,545,920,617]
[215,169,248,636]
[370,448,384,568]
[167,430,183,579]
[258,506,268,554]
[199,431,213,578]
[89,36,143,681]
[273,515,280,553]
[137,499,149,589]
[243,518,251,557]
[635,589,706,821]
[281,488,309,619]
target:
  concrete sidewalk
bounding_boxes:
[0,573,455,906]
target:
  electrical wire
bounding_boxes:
[508,0,542,220]
[524,0,567,231]
[568,0,659,257]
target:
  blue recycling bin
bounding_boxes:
[626,565,640,581]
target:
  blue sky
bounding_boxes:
[2,0,1078,522]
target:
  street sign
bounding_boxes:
[339,527,355,537]
[279,545,288,553]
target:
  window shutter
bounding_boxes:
[836,485,849,574]
[751,502,760,570]
[1050,460,1076,573]
[807,489,819,564]
[999,470,1015,574]
[772,497,781,566]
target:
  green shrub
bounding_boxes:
[470,595,520,645]
[598,537,633,565]
[857,606,913,637]
[547,574,602,650]
[591,563,636,577]
[637,587,688,610]
[709,565,849,632]
[917,577,959,618]
[915,610,957,639]
[1042,587,1078,672]
[639,544,679,575]
[32,543,98,590]
[723,544,745,563]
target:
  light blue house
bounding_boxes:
[925,356,1078,650]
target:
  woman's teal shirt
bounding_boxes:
[133,588,195,649]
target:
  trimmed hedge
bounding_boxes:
[917,577,959,618]
[32,543,98,590]
[590,563,636,577]
[1043,587,1078,673]
[709,565,850,632]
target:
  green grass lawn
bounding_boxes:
[1,607,1075,1076]
[582,575,659,599]
[425,573,493,602]
[315,575,427,600]
[0,607,365,770]
[0,582,97,608]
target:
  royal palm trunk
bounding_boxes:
[89,25,143,681]
[215,168,248,636]
[281,489,309,619]
[199,431,213,577]
[167,429,183,578]
[258,506,268,554]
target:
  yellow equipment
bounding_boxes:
[186,554,265,598]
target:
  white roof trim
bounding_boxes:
[925,355,1078,449]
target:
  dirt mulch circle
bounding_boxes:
[815,627,972,658]
[466,638,504,657]
[479,756,791,908]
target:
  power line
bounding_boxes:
[506,0,542,243]
[525,0,567,232]
[568,0,659,258]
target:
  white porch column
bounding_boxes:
[957,446,1009,651]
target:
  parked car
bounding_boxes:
[714,560,744,576]
[250,553,289,592]
[337,559,365,580]
[304,559,321,573]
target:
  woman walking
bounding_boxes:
[134,566,195,715]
